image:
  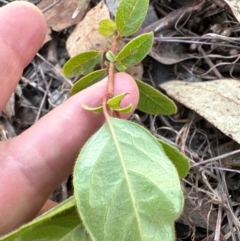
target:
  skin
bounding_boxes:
[0,2,139,235]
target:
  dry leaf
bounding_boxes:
[150,42,197,65]
[223,0,240,23]
[66,1,110,57]
[126,63,143,80]
[149,30,197,65]
[160,79,240,143]
[1,93,15,118]
[179,188,217,230]
[37,0,89,31]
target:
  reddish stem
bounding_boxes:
[103,34,121,117]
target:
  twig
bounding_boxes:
[191,149,240,168]
[138,0,205,34]
[35,79,52,123]
[198,46,223,79]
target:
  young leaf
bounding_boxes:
[98,19,116,36]
[82,103,103,113]
[71,69,107,94]
[115,62,127,72]
[107,93,128,107]
[157,139,190,178]
[115,32,153,67]
[73,117,183,241]
[111,104,133,113]
[135,78,177,115]
[115,0,149,36]
[107,94,133,113]
[63,50,102,78]
[0,197,91,241]
[106,50,116,62]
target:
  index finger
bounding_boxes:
[0,2,47,111]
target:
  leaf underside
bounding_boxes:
[74,117,183,241]
[135,79,177,115]
[0,197,91,241]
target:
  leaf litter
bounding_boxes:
[2,0,240,240]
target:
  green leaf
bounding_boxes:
[63,50,102,78]
[135,79,177,115]
[82,103,103,113]
[115,32,153,67]
[73,117,183,241]
[157,139,190,178]
[107,93,133,113]
[112,104,133,113]
[107,93,128,107]
[115,0,149,36]
[0,197,91,241]
[71,69,107,94]
[98,19,116,36]
[115,62,127,72]
[106,50,116,62]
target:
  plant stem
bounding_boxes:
[103,35,120,117]
[106,38,118,99]
[106,61,115,99]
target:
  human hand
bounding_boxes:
[0,2,139,235]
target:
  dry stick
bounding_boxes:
[198,46,223,79]
[191,148,240,168]
[218,168,240,241]
[41,0,62,13]
[211,0,227,8]
[182,184,217,231]
[36,53,73,87]
[35,78,53,123]
[154,4,168,17]
[138,0,205,34]
[214,205,222,241]
[153,36,240,50]
[180,29,238,79]
[200,54,240,77]
[205,152,240,241]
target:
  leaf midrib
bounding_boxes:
[120,0,139,34]
[107,118,143,240]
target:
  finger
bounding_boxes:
[36,200,58,217]
[0,73,139,234]
[0,2,47,111]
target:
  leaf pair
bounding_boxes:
[72,75,177,115]
[64,32,153,81]
[83,93,133,113]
